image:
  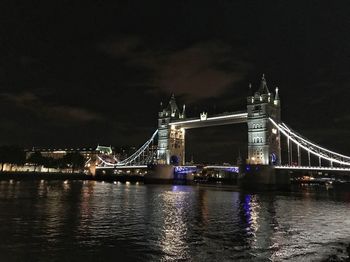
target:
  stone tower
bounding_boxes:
[247,75,281,165]
[157,94,186,165]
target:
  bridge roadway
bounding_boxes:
[95,165,240,174]
[174,165,239,173]
[96,165,350,175]
[170,111,248,129]
[275,166,350,173]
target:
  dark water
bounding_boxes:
[1,180,350,261]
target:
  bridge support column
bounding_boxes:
[290,143,293,165]
[287,137,291,165]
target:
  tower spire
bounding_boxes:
[258,73,270,94]
[167,93,180,118]
[248,83,253,95]
[274,87,280,106]
[275,87,279,100]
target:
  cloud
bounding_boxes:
[99,37,251,101]
[46,105,102,123]
[153,42,250,100]
[0,92,103,124]
[98,36,141,58]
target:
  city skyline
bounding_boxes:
[1,1,350,163]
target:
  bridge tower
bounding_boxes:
[247,75,281,165]
[157,94,186,165]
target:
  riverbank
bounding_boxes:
[2,172,350,191]
[0,172,239,187]
[0,171,144,183]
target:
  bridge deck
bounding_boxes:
[275,166,350,172]
[96,165,148,169]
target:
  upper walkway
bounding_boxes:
[170,111,247,129]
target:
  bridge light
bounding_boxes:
[272,128,277,134]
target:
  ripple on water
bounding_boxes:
[0,181,349,261]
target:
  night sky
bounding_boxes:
[1,1,350,163]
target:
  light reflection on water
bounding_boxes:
[0,181,350,261]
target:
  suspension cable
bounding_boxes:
[279,122,350,161]
[269,118,350,166]
[98,129,158,167]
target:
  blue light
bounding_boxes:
[271,153,277,165]
[226,167,239,173]
[243,194,252,226]
[174,166,197,174]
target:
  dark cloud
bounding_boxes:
[100,38,251,101]
[0,92,103,125]
[1,1,350,161]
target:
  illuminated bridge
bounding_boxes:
[96,75,350,177]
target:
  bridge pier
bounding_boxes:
[145,165,174,183]
[238,164,290,189]
[145,164,195,184]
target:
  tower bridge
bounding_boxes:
[156,74,280,166]
[96,74,350,185]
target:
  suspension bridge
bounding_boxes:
[95,75,350,184]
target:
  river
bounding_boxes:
[0,180,350,261]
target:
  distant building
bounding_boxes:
[24,145,115,174]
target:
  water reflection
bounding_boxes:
[158,188,190,261]
[0,182,350,261]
